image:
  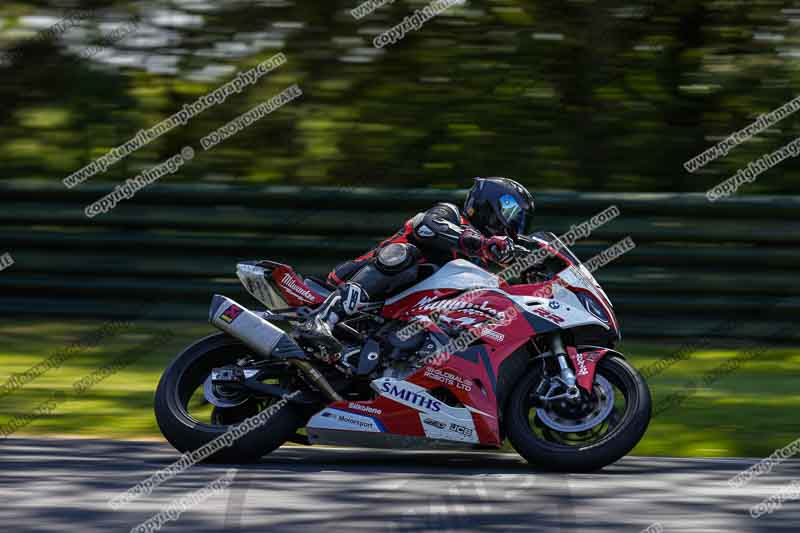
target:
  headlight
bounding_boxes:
[577,292,609,323]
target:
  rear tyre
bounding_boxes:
[154,333,308,463]
[505,355,651,472]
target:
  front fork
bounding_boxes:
[538,333,582,402]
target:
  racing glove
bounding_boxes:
[480,235,515,265]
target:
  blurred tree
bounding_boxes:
[0,0,799,194]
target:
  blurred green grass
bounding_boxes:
[0,319,797,458]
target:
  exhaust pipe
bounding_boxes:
[209,294,297,359]
[290,360,343,402]
[209,295,343,402]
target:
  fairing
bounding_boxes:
[237,260,326,309]
[246,230,621,448]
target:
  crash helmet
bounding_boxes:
[464,177,535,238]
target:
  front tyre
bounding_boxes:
[154,333,308,463]
[506,355,651,472]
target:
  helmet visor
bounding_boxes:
[498,194,527,236]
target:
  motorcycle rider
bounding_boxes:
[296,177,535,361]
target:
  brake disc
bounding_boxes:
[536,375,615,433]
[202,367,260,408]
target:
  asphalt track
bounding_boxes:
[1,438,799,532]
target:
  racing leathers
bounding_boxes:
[295,203,514,361]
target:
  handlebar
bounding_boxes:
[513,243,532,256]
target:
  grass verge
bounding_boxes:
[0,319,797,458]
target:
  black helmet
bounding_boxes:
[464,177,535,238]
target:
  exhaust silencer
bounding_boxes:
[209,294,304,361]
[209,295,343,402]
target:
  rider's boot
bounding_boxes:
[296,282,368,363]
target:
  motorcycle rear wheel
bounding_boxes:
[154,333,307,463]
[505,355,651,472]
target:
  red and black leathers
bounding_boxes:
[296,203,513,359]
[327,202,512,289]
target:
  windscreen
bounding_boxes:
[518,232,618,333]
[520,231,610,305]
[525,231,582,267]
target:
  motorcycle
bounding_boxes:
[155,231,651,471]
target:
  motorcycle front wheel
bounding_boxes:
[505,355,651,472]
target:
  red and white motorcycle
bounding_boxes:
[155,232,651,471]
